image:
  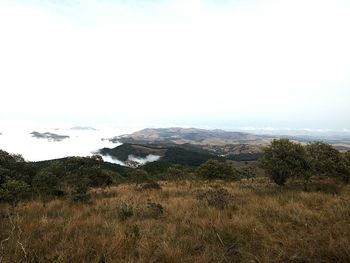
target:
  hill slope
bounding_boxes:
[111,127,266,145]
[99,143,222,166]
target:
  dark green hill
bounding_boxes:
[98,143,221,166]
[99,143,167,162]
[163,146,222,166]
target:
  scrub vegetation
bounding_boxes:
[0,140,350,262]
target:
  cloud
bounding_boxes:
[0,0,349,129]
[128,154,161,164]
[101,153,161,166]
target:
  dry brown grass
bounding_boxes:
[1,178,350,263]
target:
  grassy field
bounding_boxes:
[1,178,349,263]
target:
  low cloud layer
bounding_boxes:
[102,154,161,166]
[0,125,134,161]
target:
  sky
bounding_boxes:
[0,0,349,130]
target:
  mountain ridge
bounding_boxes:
[110,127,266,145]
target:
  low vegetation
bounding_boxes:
[0,139,350,262]
[1,179,349,262]
[262,139,350,186]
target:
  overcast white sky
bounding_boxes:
[0,0,349,130]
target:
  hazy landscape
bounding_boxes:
[1,126,349,165]
[1,126,350,262]
[1,0,350,262]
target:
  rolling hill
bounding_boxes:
[109,127,269,145]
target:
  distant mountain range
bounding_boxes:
[101,128,272,165]
[100,128,350,165]
[109,127,350,149]
[110,127,270,145]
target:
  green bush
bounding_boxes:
[306,142,342,176]
[261,139,310,185]
[304,142,350,182]
[32,170,59,197]
[237,167,256,180]
[166,166,186,180]
[128,169,150,184]
[341,152,350,182]
[143,160,171,174]
[197,160,237,180]
[0,180,31,203]
[0,150,36,185]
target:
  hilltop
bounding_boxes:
[110,127,268,145]
[108,127,350,153]
[102,128,267,164]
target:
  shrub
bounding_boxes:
[306,142,342,176]
[137,181,162,191]
[0,150,36,185]
[143,160,171,174]
[0,180,31,203]
[261,139,309,185]
[125,224,141,240]
[32,170,59,197]
[196,188,232,209]
[166,166,186,180]
[340,152,350,182]
[0,167,10,185]
[70,192,91,203]
[237,167,256,180]
[305,142,350,182]
[197,160,237,180]
[117,202,134,221]
[136,202,164,219]
[128,169,150,184]
[90,171,114,188]
[313,180,342,194]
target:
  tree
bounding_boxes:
[32,170,59,197]
[0,150,36,184]
[261,139,309,185]
[128,169,150,184]
[197,159,237,180]
[0,167,10,185]
[341,152,350,182]
[305,142,350,182]
[143,160,171,174]
[0,150,35,203]
[0,180,31,204]
[306,142,341,176]
[90,170,113,188]
[167,166,186,179]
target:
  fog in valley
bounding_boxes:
[0,124,136,164]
